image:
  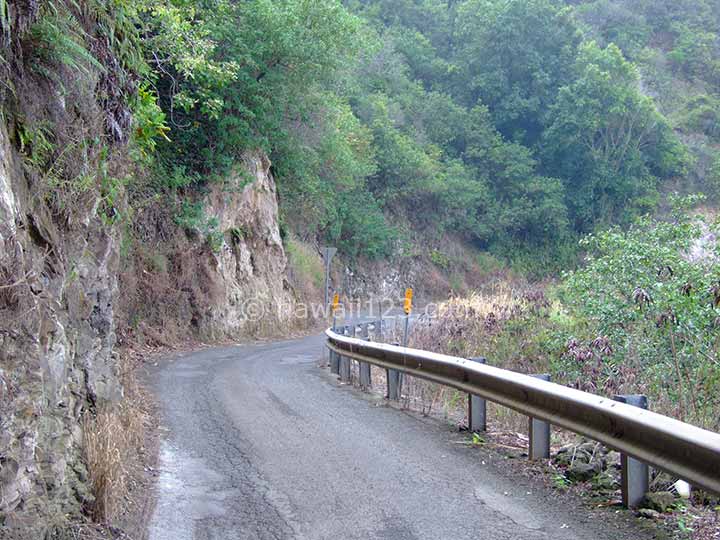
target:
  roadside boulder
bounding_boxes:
[637,509,661,520]
[566,461,602,482]
[590,471,619,492]
[642,491,676,513]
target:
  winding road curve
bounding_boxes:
[147,333,655,540]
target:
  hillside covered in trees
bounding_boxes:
[101,0,720,268]
[11,0,718,270]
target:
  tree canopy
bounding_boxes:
[42,0,717,264]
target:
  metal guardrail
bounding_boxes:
[326,327,720,498]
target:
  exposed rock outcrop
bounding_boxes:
[0,122,121,532]
[1,135,299,535]
[1,140,300,538]
[202,152,295,338]
[0,5,300,534]
[115,151,300,346]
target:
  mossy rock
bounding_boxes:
[642,491,677,513]
[566,461,601,482]
[553,444,594,467]
[590,471,619,492]
[637,508,661,520]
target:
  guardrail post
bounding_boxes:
[339,326,351,383]
[614,394,649,508]
[375,319,383,341]
[330,348,340,374]
[360,324,371,390]
[529,374,551,460]
[468,357,487,432]
[329,324,340,374]
[387,341,402,400]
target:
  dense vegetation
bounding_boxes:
[561,197,719,429]
[411,198,719,433]
[7,0,719,387]
[182,0,714,262]
[9,0,719,266]
[6,0,720,408]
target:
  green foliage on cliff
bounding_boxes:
[29,10,104,79]
[10,0,720,263]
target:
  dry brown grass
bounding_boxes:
[366,284,547,428]
[115,231,226,346]
[82,356,151,525]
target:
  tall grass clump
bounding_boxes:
[286,238,325,293]
[83,360,151,524]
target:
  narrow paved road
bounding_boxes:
[147,334,654,540]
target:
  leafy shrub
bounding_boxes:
[0,0,9,39]
[475,252,504,275]
[408,199,720,431]
[710,156,720,199]
[285,238,325,292]
[429,249,451,270]
[562,197,720,428]
[668,25,719,81]
[575,0,651,59]
[131,85,170,160]
[17,122,54,170]
[679,95,720,141]
[174,201,224,253]
[333,189,396,260]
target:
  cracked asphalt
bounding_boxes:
[147,333,656,540]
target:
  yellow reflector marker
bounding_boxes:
[404,288,413,315]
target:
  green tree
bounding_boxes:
[273,95,377,242]
[455,0,582,145]
[151,0,364,176]
[464,105,569,247]
[574,0,651,59]
[668,25,720,82]
[543,42,687,230]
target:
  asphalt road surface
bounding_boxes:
[147,333,655,540]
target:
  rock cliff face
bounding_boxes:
[201,152,295,338]
[0,6,130,530]
[114,151,299,347]
[0,140,296,533]
[0,5,300,533]
[0,123,121,529]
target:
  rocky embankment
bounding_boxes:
[0,6,298,533]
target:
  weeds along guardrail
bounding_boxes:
[326,322,720,507]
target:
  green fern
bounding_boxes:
[87,0,146,75]
[0,0,10,41]
[29,12,105,78]
[17,122,55,171]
